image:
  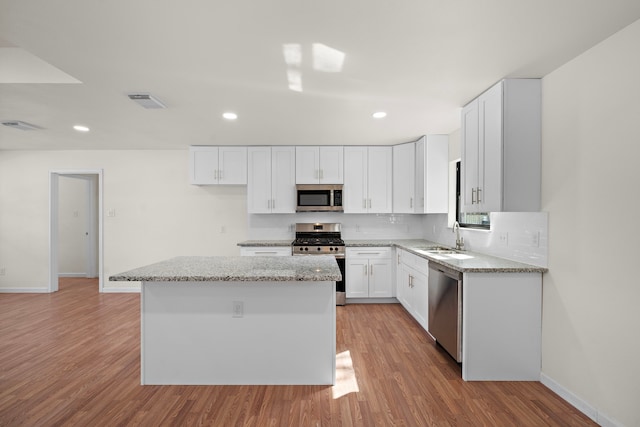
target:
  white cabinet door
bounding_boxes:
[343,147,367,213]
[190,146,219,184]
[271,147,296,213]
[190,146,247,185]
[218,146,248,184]
[368,146,393,213]
[424,135,449,214]
[368,258,393,297]
[247,147,272,213]
[295,146,320,184]
[393,142,415,213]
[411,269,428,330]
[319,146,344,184]
[461,100,479,212]
[295,146,343,184]
[346,258,369,298]
[478,82,503,213]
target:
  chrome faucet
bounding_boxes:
[453,221,465,251]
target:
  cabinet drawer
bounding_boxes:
[398,250,429,274]
[240,247,291,257]
[346,247,391,259]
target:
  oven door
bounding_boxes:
[334,255,346,306]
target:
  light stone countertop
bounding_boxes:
[109,256,342,282]
[237,239,547,273]
[236,240,292,247]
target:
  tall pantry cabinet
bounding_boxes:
[461,79,541,213]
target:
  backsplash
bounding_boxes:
[248,211,548,268]
[248,213,425,240]
[424,212,548,268]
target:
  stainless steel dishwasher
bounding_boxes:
[428,262,463,363]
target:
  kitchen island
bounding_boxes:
[110,256,341,385]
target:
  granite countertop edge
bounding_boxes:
[109,256,342,283]
[236,239,547,273]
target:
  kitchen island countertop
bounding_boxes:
[109,255,342,282]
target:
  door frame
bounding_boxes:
[49,169,104,292]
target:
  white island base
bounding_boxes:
[141,280,336,385]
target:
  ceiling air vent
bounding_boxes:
[1,120,41,131]
[127,93,166,109]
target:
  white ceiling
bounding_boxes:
[2,0,640,151]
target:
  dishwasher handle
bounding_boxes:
[428,261,462,280]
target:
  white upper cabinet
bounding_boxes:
[415,135,449,214]
[247,146,296,213]
[189,146,247,185]
[295,146,344,184]
[393,142,416,213]
[461,79,541,213]
[343,146,392,213]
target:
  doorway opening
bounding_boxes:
[49,170,104,293]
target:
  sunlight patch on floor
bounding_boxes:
[332,350,359,399]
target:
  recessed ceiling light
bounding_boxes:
[73,125,90,132]
[372,111,387,119]
[223,112,238,120]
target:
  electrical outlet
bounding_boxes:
[498,232,509,246]
[107,209,116,217]
[232,301,243,318]
[0,267,5,276]
[531,231,540,247]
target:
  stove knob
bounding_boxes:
[329,247,334,251]
[317,247,321,251]
[304,247,308,251]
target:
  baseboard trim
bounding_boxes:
[101,286,141,294]
[345,297,399,304]
[0,287,50,293]
[58,273,87,278]
[540,372,623,427]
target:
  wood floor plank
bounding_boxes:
[0,278,597,426]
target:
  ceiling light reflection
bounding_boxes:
[282,43,302,67]
[73,125,90,132]
[372,112,387,119]
[312,43,345,73]
[222,112,238,120]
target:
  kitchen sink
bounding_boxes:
[413,247,474,260]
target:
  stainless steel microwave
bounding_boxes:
[296,184,343,212]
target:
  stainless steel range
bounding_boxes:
[292,223,346,305]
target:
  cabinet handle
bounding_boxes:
[364,265,368,276]
[320,169,324,180]
[477,187,482,203]
[409,274,413,287]
[370,265,373,276]
[397,254,401,265]
[471,188,476,204]
[368,199,372,209]
[363,199,367,209]
[255,251,277,255]
[219,170,223,180]
[272,199,275,209]
[214,170,219,180]
[410,197,413,208]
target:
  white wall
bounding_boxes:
[541,19,640,427]
[0,150,248,291]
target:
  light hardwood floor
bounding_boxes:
[0,278,595,426]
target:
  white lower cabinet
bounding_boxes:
[346,248,392,298]
[395,249,429,331]
[240,247,291,257]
